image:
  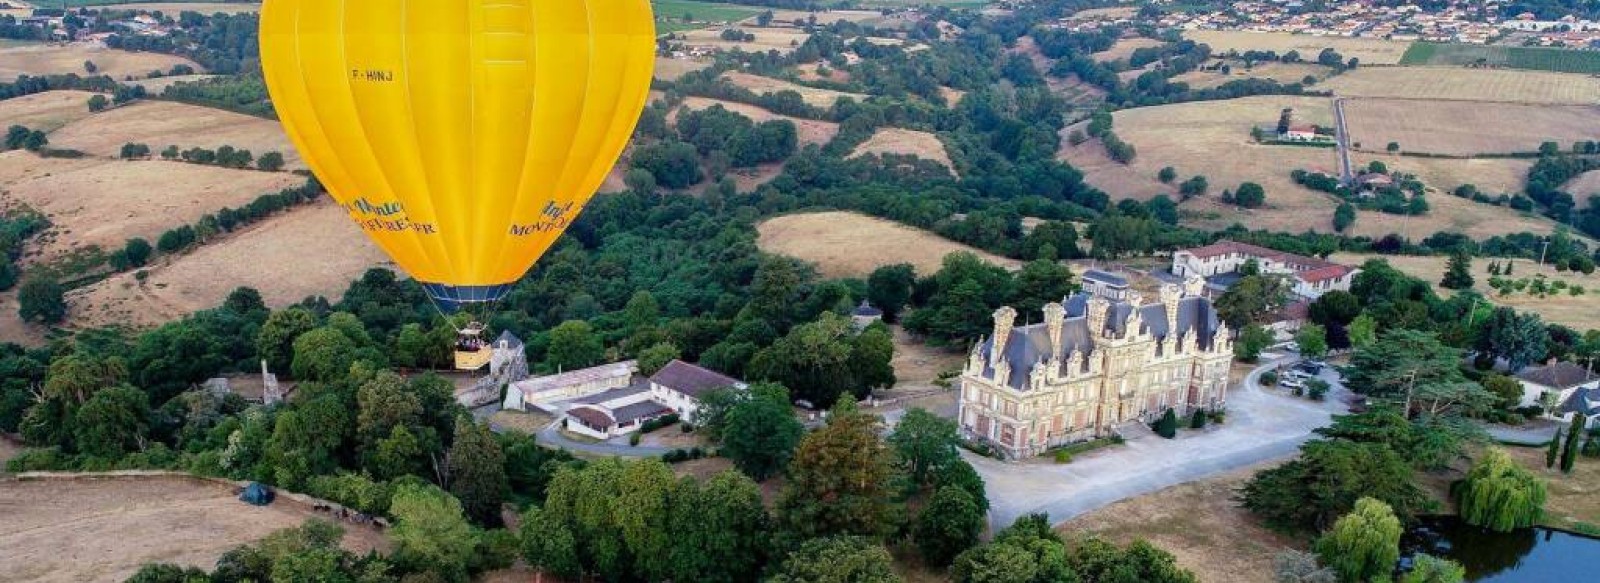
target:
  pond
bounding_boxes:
[1403,517,1600,582]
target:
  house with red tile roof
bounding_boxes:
[1171,240,1358,299]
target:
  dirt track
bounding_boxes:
[0,475,387,583]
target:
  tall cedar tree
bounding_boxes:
[1559,413,1584,473]
[1441,249,1474,290]
[777,399,895,540]
[1547,427,1562,468]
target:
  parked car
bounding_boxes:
[1279,378,1306,390]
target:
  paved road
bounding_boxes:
[1333,97,1355,185]
[967,356,1349,531]
[1485,419,1562,446]
[528,420,676,457]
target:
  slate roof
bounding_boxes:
[1083,269,1129,287]
[977,292,1222,391]
[853,300,883,317]
[1516,361,1596,389]
[650,360,741,398]
[1557,387,1599,417]
[574,381,651,405]
[613,401,673,424]
[495,330,524,350]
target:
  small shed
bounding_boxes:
[239,482,275,506]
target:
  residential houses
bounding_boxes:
[1515,360,1600,427]
[504,358,745,439]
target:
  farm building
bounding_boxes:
[1282,123,1318,141]
[502,360,638,411]
[1171,240,1358,299]
[561,360,746,438]
[648,359,746,420]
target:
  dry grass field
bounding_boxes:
[1502,446,1600,528]
[1060,95,1345,230]
[0,152,304,265]
[1059,462,1299,583]
[0,90,99,132]
[1562,170,1600,200]
[1170,61,1330,89]
[1321,66,1600,104]
[756,211,1020,279]
[653,56,710,82]
[70,199,391,328]
[848,127,955,172]
[681,27,811,55]
[1090,37,1165,63]
[754,9,886,26]
[676,96,840,146]
[1343,99,1600,156]
[1184,30,1413,65]
[1343,185,1558,241]
[49,100,302,167]
[795,61,851,83]
[1398,155,1535,197]
[0,42,201,83]
[1330,252,1600,331]
[721,70,866,108]
[126,73,218,92]
[0,475,387,583]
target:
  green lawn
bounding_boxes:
[652,0,765,33]
[1401,41,1600,75]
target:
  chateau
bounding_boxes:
[958,277,1234,459]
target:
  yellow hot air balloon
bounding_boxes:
[259,0,655,316]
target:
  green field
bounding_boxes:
[1401,41,1600,74]
[652,0,765,33]
[857,0,990,7]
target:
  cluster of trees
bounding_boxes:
[103,11,261,74]
[161,144,272,170]
[0,208,49,292]
[4,125,49,152]
[160,75,274,117]
[901,252,1078,346]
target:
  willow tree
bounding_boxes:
[1315,497,1402,583]
[1456,448,1546,532]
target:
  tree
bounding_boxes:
[1152,408,1178,438]
[1387,142,1400,153]
[87,94,109,112]
[1011,259,1076,317]
[889,407,960,486]
[1559,412,1584,473]
[636,342,680,377]
[1479,374,1524,409]
[778,400,895,539]
[1347,329,1496,418]
[1067,538,1197,583]
[1348,314,1378,349]
[852,323,897,393]
[1215,275,1290,328]
[449,419,509,526]
[1235,324,1275,363]
[1179,175,1209,198]
[17,275,66,324]
[1456,448,1546,532]
[631,140,701,188]
[867,263,916,322]
[257,151,285,171]
[1481,307,1549,371]
[767,536,901,583]
[1242,439,1428,532]
[23,129,47,151]
[1158,166,1177,183]
[1440,249,1474,290]
[720,383,803,481]
[519,507,579,580]
[1275,550,1338,583]
[546,320,603,372]
[257,307,316,374]
[290,326,358,382]
[73,385,150,458]
[668,469,770,582]
[950,514,1075,583]
[1334,202,1356,233]
[1296,324,1329,360]
[915,486,984,567]
[1400,554,1465,583]
[1234,182,1267,208]
[1315,498,1401,583]
[1546,426,1562,468]
[388,483,476,580]
[748,313,864,407]
[1190,408,1207,429]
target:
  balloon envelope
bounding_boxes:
[260,0,655,309]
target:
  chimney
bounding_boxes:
[1087,296,1110,338]
[1183,275,1205,298]
[1161,284,1181,338]
[990,306,1017,367]
[1043,302,1066,357]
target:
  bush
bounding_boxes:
[628,432,641,446]
[638,413,681,433]
[1152,408,1178,439]
[1190,409,1207,429]
[1261,371,1279,386]
[1054,450,1072,464]
[1307,379,1330,401]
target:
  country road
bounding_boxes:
[1333,97,1354,185]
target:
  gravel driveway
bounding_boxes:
[968,355,1350,530]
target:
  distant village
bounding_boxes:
[1057,0,1600,49]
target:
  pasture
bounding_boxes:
[756,211,1020,279]
[1330,252,1600,332]
[70,199,392,329]
[126,72,218,92]
[654,0,766,32]
[47,99,301,166]
[1565,170,1600,200]
[755,9,887,27]
[679,27,812,55]
[1402,42,1600,75]
[111,2,262,13]
[1090,37,1165,63]
[1342,99,1600,156]
[0,152,302,265]
[0,475,388,583]
[0,90,100,132]
[848,127,955,173]
[0,42,201,82]
[1321,66,1600,104]
[1183,30,1413,65]
[721,70,866,108]
[674,96,839,146]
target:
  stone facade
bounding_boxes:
[958,278,1234,459]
